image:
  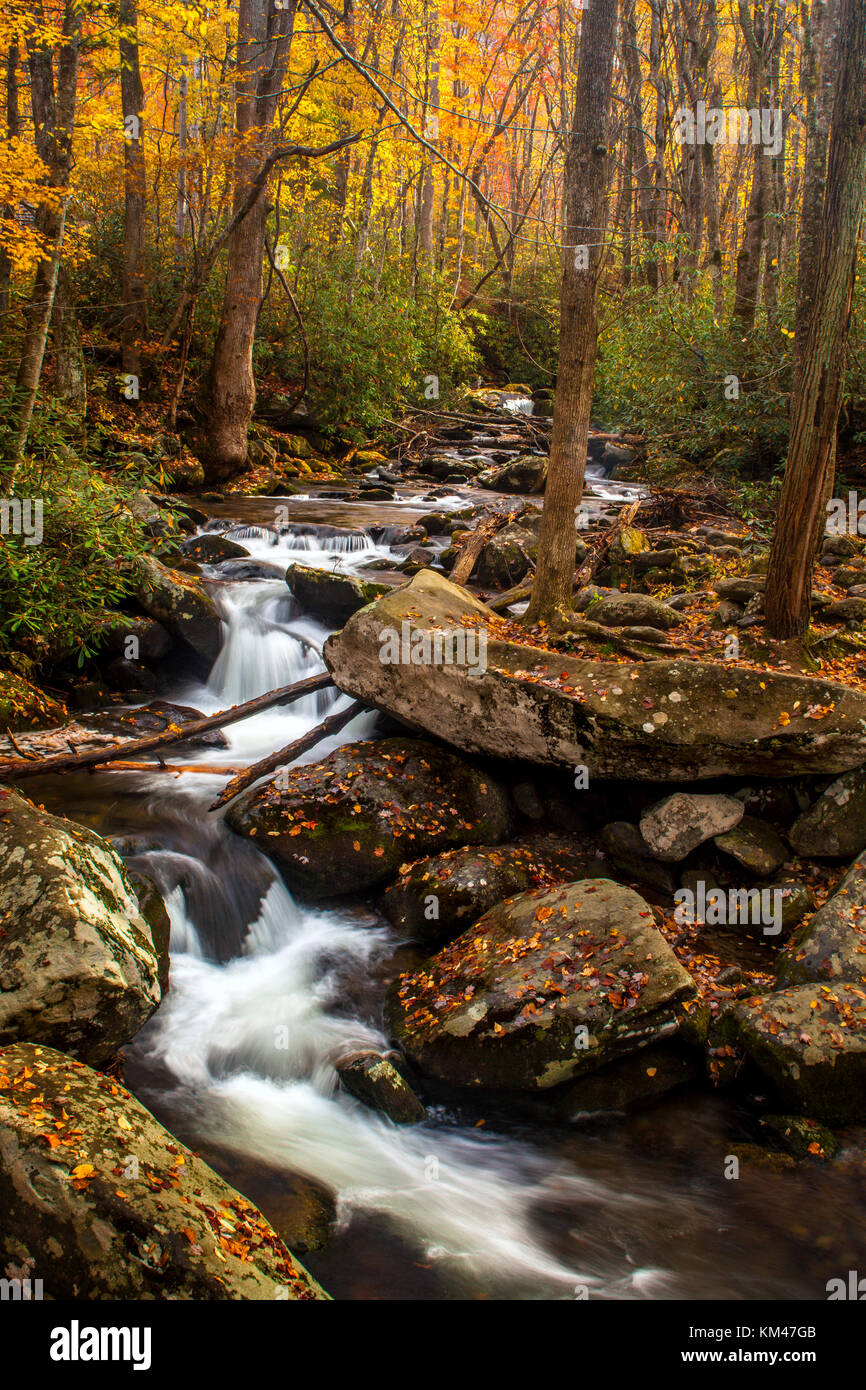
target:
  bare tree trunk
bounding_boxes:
[202,0,295,481]
[119,0,147,380]
[525,0,620,626]
[52,265,86,410]
[3,0,81,483]
[764,0,866,638]
[0,41,20,315]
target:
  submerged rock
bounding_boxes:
[0,1042,328,1299]
[225,737,511,898]
[324,571,866,780]
[723,983,866,1123]
[336,1050,426,1124]
[0,792,162,1063]
[386,881,695,1091]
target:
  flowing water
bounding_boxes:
[29,478,866,1301]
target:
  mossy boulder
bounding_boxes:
[336,1050,425,1124]
[775,851,866,986]
[386,880,695,1091]
[723,983,866,1122]
[0,791,162,1063]
[758,1113,837,1160]
[0,670,66,731]
[713,815,788,876]
[586,592,682,631]
[133,556,222,662]
[225,737,511,898]
[286,562,389,627]
[0,1042,328,1299]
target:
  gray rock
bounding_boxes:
[286,563,388,626]
[0,1042,328,1299]
[585,592,682,631]
[639,792,744,862]
[789,766,866,858]
[775,850,866,986]
[713,815,788,876]
[0,792,162,1063]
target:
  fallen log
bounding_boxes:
[0,671,334,781]
[210,698,367,810]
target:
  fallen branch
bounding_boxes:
[210,698,367,810]
[0,672,334,781]
[450,507,528,587]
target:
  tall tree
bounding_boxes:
[525,0,619,626]
[119,0,147,381]
[764,0,866,638]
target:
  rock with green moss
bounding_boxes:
[723,983,866,1122]
[0,791,162,1062]
[0,670,66,731]
[286,562,389,627]
[226,736,511,898]
[713,815,788,876]
[775,851,866,986]
[759,1113,837,1160]
[336,1050,426,1123]
[587,592,683,631]
[386,880,695,1091]
[134,556,222,661]
[0,1042,328,1299]
[90,611,173,663]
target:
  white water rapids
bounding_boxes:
[118,519,685,1299]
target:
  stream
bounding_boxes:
[28,473,866,1302]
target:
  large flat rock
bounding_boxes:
[324,571,866,781]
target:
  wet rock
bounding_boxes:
[181,534,250,564]
[323,571,866,781]
[126,870,171,995]
[0,792,162,1063]
[386,881,695,1091]
[585,592,682,631]
[0,1042,328,1299]
[0,670,66,731]
[104,659,158,693]
[381,844,552,945]
[336,1050,426,1124]
[478,454,548,494]
[759,1113,837,1160]
[133,557,223,662]
[639,793,744,861]
[789,766,866,858]
[215,558,286,581]
[286,563,389,626]
[226,737,511,898]
[83,700,228,750]
[713,816,788,876]
[723,983,866,1123]
[550,1044,699,1119]
[775,850,866,986]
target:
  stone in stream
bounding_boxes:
[713,815,788,876]
[478,454,548,494]
[0,792,162,1063]
[83,699,229,749]
[639,792,745,862]
[336,1050,426,1124]
[225,737,511,898]
[789,766,866,859]
[380,843,558,945]
[323,571,866,780]
[722,983,866,1123]
[0,1042,328,1299]
[133,556,223,661]
[181,533,250,563]
[386,881,695,1091]
[286,562,389,626]
[775,850,866,986]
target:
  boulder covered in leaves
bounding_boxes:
[225,737,511,897]
[0,1042,328,1299]
[386,880,695,1091]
